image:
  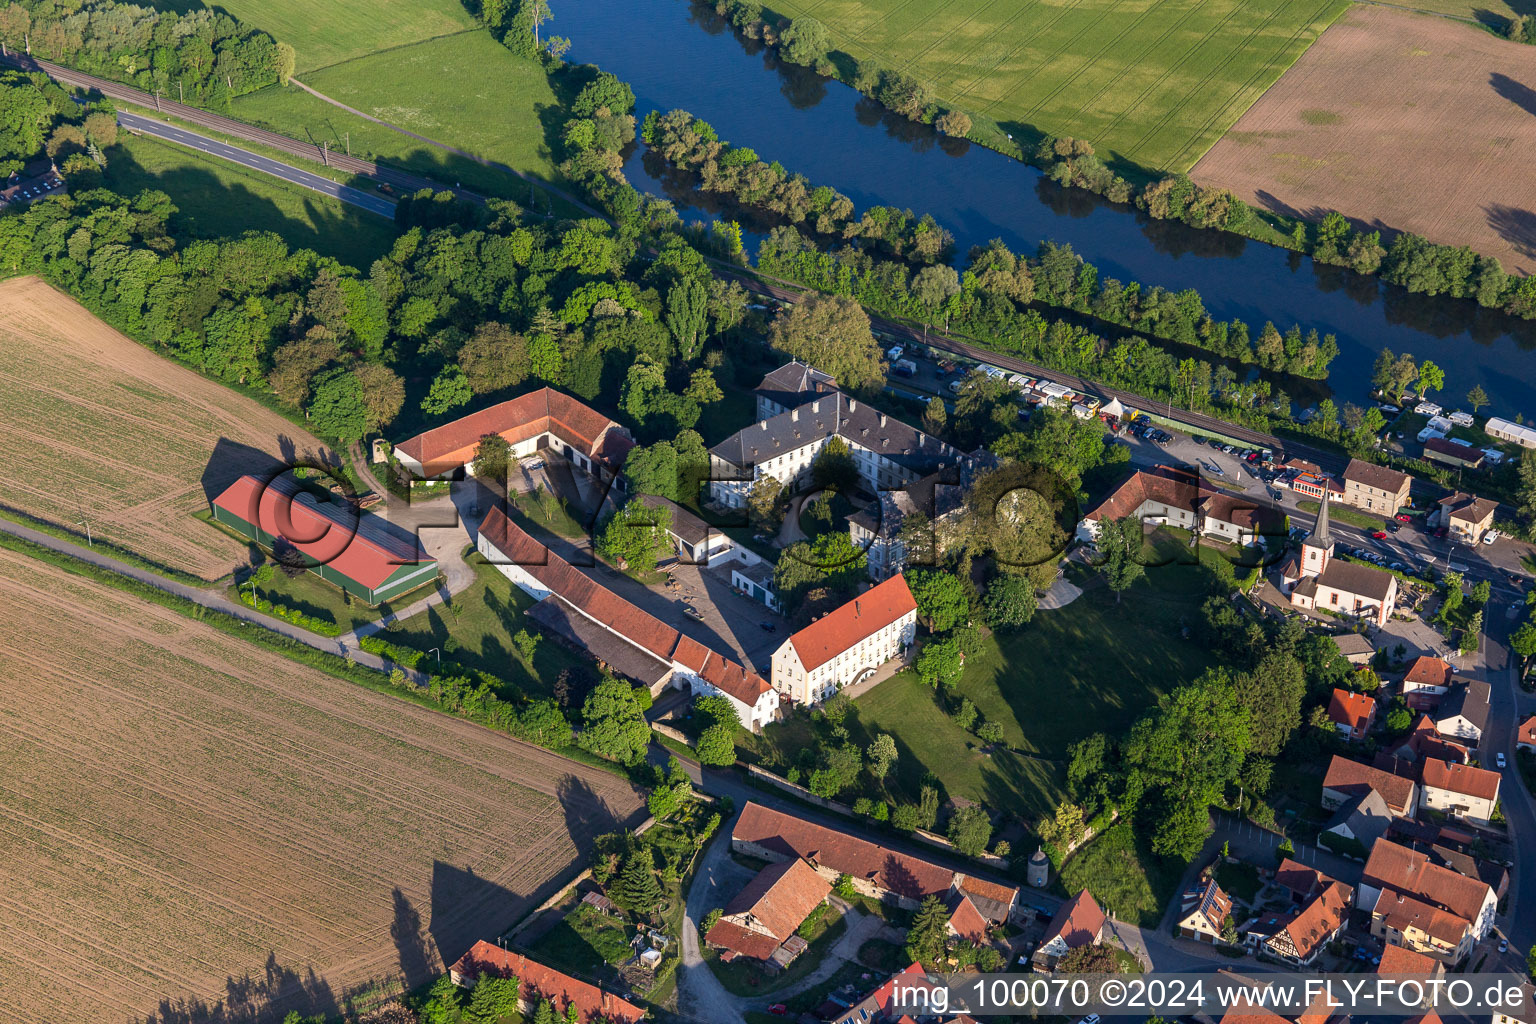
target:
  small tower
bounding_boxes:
[1301,491,1336,578]
[1027,845,1050,888]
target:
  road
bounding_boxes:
[1480,613,1536,957]
[118,111,397,218]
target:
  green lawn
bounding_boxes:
[185,0,478,73]
[537,903,635,978]
[772,0,1347,172]
[231,33,574,204]
[104,133,397,267]
[1058,820,1185,926]
[1296,499,1386,531]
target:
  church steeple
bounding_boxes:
[1313,489,1334,549]
[1301,491,1335,577]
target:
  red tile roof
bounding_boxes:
[1404,656,1453,690]
[1328,688,1377,735]
[786,574,917,672]
[1396,716,1469,764]
[1518,715,1536,748]
[479,508,770,707]
[1374,888,1471,946]
[1275,881,1352,960]
[448,941,645,1024]
[396,387,629,476]
[1275,859,1337,900]
[1419,757,1500,802]
[945,892,989,945]
[1042,888,1105,951]
[705,858,831,960]
[211,474,433,590]
[957,874,1018,913]
[733,802,958,902]
[1378,942,1440,975]
[1323,755,1416,815]
[1363,840,1492,924]
[830,964,930,1024]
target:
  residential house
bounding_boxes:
[1342,459,1411,515]
[1033,889,1106,971]
[730,802,1020,916]
[1390,715,1470,765]
[1437,492,1498,545]
[1282,495,1398,627]
[1490,984,1536,1024]
[1077,466,1283,546]
[1417,757,1500,824]
[1360,839,1497,953]
[708,392,969,509]
[1433,681,1490,747]
[1322,788,1392,853]
[1328,688,1378,741]
[1425,845,1510,902]
[755,360,838,420]
[1519,715,1536,753]
[1322,755,1417,817]
[1369,887,1478,965]
[1261,881,1352,966]
[953,876,1022,925]
[704,858,831,964]
[1423,438,1484,471]
[635,494,734,566]
[479,509,779,728]
[769,574,918,705]
[944,891,990,946]
[1177,875,1234,944]
[447,942,646,1024]
[1403,657,1455,710]
[1275,860,1340,906]
[1377,941,1444,979]
[848,466,974,581]
[1485,417,1536,450]
[1331,633,1376,665]
[731,557,780,613]
[395,386,633,482]
[828,963,936,1024]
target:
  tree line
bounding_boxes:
[0,0,293,107]
[0,68,116,178]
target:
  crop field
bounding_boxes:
[1192,5,1536,273]
[233,32,568,194]
[105,133,397,267]
[0,548,644,1023]
[771,0,1347,171]
[0,277,335,580]
[190,0,478,73]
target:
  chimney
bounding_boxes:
[759,420,768,430]
[849,399,858,412]
[855,600,861,616]
[812,400,820,414]
[879,414,887,427]
[792,408,799,422]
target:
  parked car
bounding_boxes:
[887,345,904,361]
[949,379,964,393]
[759,621,777,633]
[1484,530,1501,544]
[1396,513,1412,523]
[1498,938,1509,953]
[1496,752,1508,769]
[1386,522,1399,533]
[1371,530,1388,540]
[523,458,545,470]
[1433,526,1449,538]
[683,604,704,620]
[1192,435,1207,445]
[768,1005,788,1017]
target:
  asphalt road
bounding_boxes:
[117,110,397,219]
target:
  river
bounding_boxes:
[564,0,1536,415]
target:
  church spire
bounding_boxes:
[1313,489,1334,550]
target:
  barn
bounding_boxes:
[211,474,440,605]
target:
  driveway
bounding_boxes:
[678,812,754,1024]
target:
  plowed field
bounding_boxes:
[0,276,335,580]
[0,548,644,1023]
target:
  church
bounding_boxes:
[1280,494,1399,627]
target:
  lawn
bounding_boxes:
[742,561,1223,822]
[770,0,1347,172]
[231,33,575,205]
[176,0,478,73]
[1058,820,1185,926]
[104,133,398,268]
[537,904,635,979]
[1297,499,1386,532]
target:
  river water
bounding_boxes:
[566,0,1536,414]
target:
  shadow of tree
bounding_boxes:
[1487,202,1536,258]
[1491,71,1536,117]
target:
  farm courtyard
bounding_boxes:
[0,548,645,1023]
[0,277,337,581]
[1193,4,1536,274]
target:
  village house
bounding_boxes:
[1342,459,1411,515]
[1519,715,1536,753]
[478,508,779,728]
[1402,656,1455,709]
[769,574,918,705]
[394,386,633,482]
[1389,715,1470,765]
[1436,492,1498,545]
[730,802,1020,919]
[1176,875,1234,944]
[634,494,735,566]
[448,942,646,1024]
[944,891,991,946]
[1281,495,1398,627]
[1432,681,1490,748]
[1359,840,1498,960]
[1377,942,1444,979]
[1077,466,1283,546]
[1491,985,1536,1024]
[708,390,969,509]
[828,963,937,1024]
[1417,757,1500,824]
[847,468,971,581]
[1033,889,1106,971]
[1423,438,1484,471]
[1327,688,1378,741]
[1322,788,1392,852]
[1287,461,1340,502]
[1259,880,1353,967]
[1322,755,1417,817]
[703,857,831,966]
[210,474,440,606]
[755,360,838,420]
[1330,633,1376,665]
[1274,860,1339,907]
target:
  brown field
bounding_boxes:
[0,548,644,1023]
[0,276,335,580]
[1192,5,1536,273]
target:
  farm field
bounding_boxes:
[0,547,644,1023]
[232,33,570,200]
[768,0,1347,172]
[1192,4,1536,273]
[104,133,397,267]
[183,0,478,73]
[0,276,335,580]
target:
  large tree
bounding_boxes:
[904,894,950,968]
[766,294,884,391]
[1094,515,1145,602]
[578,678,652,765]
[906,569,970,632]
[947,804,992,856]
[458,321,529,394]
[595,499,671,575]
[354,362,405,431]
